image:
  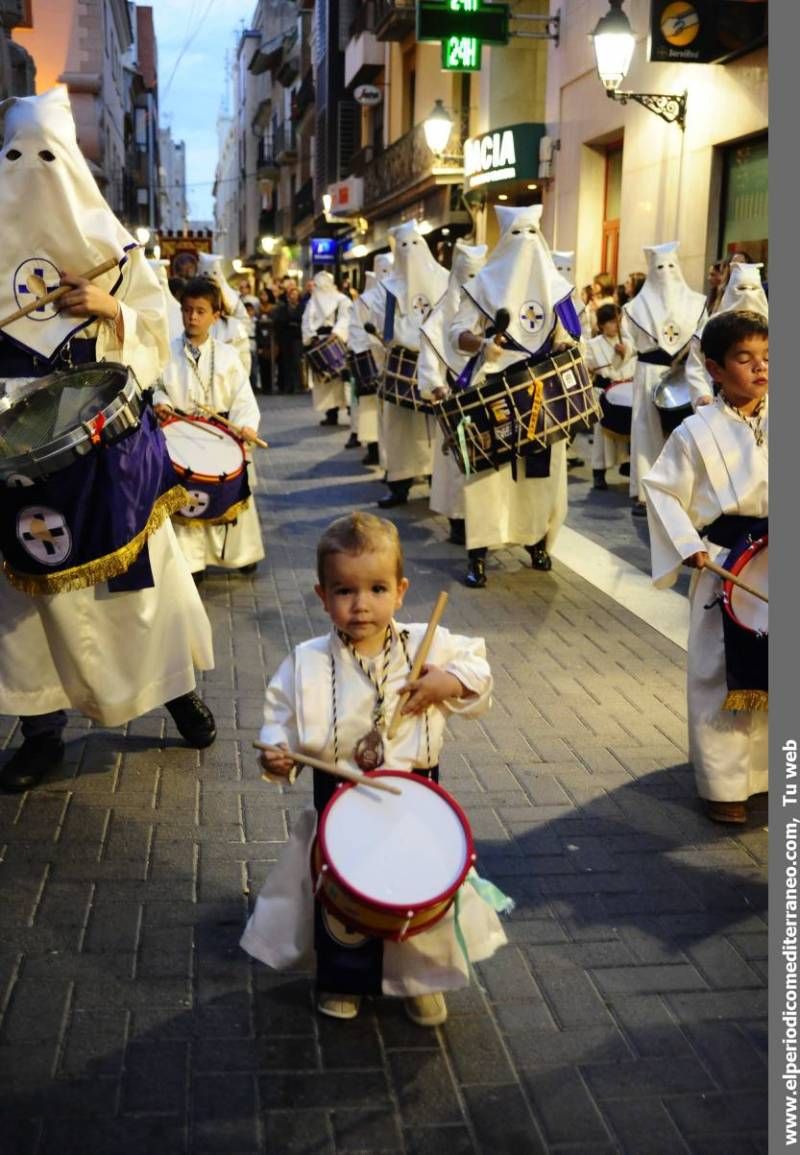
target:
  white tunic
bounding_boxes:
[155,337,265,572]
[449,294,567,551]
[641,398,768,802]
[348,291,386,448]
[0,261,214,724]
[584,333,635,472]
[212,315,252,377]
[240,623,509,995]
[301,292,351,415]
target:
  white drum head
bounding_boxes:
[730,544,768,634]
[162,419,243,478]
[322,776,469,906]
[606,380,633,408]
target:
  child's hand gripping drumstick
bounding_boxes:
[685,552,768,603]
[253,742,402,795]
[386,591,449,740]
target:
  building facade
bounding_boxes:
[159,125,187,233]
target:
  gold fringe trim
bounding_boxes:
[3,485,189,596]
[723,688,769,713]
[173,497,251,528]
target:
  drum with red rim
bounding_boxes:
[161,414,249,524]
[720,530,768,708]
[311,771,476,941]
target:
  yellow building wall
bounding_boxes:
[13,0,82,93]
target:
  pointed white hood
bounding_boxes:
[305,269,348,332]
[197,252,246,319]
[717,262,768,318]
[420,239,488,382]
[463,205,574,357]
[381,220,448,321]
[551,250,576,284]
[624,241,706,354]
[148,258,183,341]
[0,85,140,361]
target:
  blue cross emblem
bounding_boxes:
[13,257,61,321]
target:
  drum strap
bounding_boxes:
[637,349,673,366]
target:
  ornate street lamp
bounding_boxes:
[423,99,455,156]
[589,0,687,130]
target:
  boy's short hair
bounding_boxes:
[317,513,404,584]
[595,303,619,328]
[700,309,768,364]
[181,276,222,313]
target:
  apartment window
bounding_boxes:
[600,142,622,283]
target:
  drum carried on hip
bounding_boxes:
[161,415,250,525]
[305,333,348,382]
[311,772,476,941]
[378,344,434,414]
[652,365,692,435]
[437,346,598,476]
[598,378,633,438]
[350,348,380,397]
[720,529,768,712]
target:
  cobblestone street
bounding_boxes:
[0,394,768,1154]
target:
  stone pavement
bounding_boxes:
[0,394,767,1155]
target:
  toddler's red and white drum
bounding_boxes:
[306,333,348,381]
[311,772,476,941]
[720,530,768,710]
[161,415,250,525]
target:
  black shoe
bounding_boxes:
[320,409,339,426]
[239,563,257,574]
[362,444,380,466]
[377,493,408,509]
[464,558,487,588]
[344,433,361,449]
[448,518,466,546]
[592,470,609,491]
[632,501,648,519]
[193,569,206,585]
[0,735,65,793]
[526,540,552,571]
[567,456,585,469]
[619,462,631,477]
[165,692,217,749]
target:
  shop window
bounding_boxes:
[720,135,768,272]
[600,142,622,283]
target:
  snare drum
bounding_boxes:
[652,366,692,435]
[306,333,348,381]
[311,771,476,941]
[720,530,768,711]
[161,415,250,525]
[598,379,633,438]
[378,345,433,414]
[350,348,380,397]
[437,347,598,476]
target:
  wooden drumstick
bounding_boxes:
[195,403,269,448]
[0,256,121,329]
[701,558,768,604]
[253,742,403,795]
[387,590,449,740]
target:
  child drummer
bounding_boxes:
[641,310,768,825]
[153,277,265,580]
[241,513,509,1025]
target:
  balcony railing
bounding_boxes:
[275,28,300,87]
[373,0,415,41]
[257,135,279,178]
[274,123,298,163]
[349,144,374,177]
[294,178,315,226]
[363,123,462,208]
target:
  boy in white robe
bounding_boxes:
[641,311,768,824]
[154,277,265,578]
[301,271,352,426]
[198,253,252,376]
[242,513,509,1025]
[0,87,215,793]
[584,303,636,489]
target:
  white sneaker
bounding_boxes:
[317,992,362,1020]
[404,992,448,1027]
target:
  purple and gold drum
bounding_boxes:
[378,344,433,414]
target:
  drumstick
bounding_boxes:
[167,409,226,440]
[195,403,269,448]
[252,742,403,795]
[0,256,121,329]
[387,591,449,740]
[701,558,768,604]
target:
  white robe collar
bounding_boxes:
[685,395,768,512]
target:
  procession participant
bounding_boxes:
[370,220,448,508]
[585,303,636,490]
[622,241,706,517]
[0,86,215,792]
[153,277,265,579]
[197,252,252,376]
[301,270,352,427]
[685,262,767,409]
[449,204,579,588]
[348,254,394,467]
[241,513,509,1025]
[149,258,183,341]
[418,239,488,545]
[552,251,591,342]
[642,310,768,824]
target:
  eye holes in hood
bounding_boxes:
[4,148,56,162]
[5,149,21,160]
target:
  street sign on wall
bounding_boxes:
[463,122,545,189]
[417,0,509,72]
[649,0,767,65]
